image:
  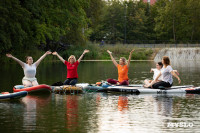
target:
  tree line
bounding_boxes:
[0,0,200,56]
[90,0,200,44]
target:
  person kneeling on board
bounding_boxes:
[107,49,134,85]
[52,50,89,85]
[6,51,52,87]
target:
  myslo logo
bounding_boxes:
[167,122,194,128]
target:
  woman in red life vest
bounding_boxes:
[52,50,89,85]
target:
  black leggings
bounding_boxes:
[152,81,172,89]
[63,78,77,85]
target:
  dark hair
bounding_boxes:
[158,62,163,67]
[162,56,170,65]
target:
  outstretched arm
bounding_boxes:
[78,49,89,63]
[127,49,135,68]
[150,68,155,73]
[173,70,179,75]
[52,52,65,63]
[6,54,25,68]
[35,51,52,67]
[107,50,118,67]
[171,71,181,84]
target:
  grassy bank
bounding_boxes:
[61,43,158,60]
[1,43,158,63]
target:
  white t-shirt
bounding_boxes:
[22,63,37,81]
[152,69,162,81]
[161,65,173,84]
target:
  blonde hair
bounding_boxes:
[68,55,76,62]
[120,57,127,65]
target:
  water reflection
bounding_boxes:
[0,93,200,132]
[23,97,37,131]
[65,95,79,131]
[88,93,200,133]
[22,94,51,132]
[153,95,173,117]
[118,96,128,112]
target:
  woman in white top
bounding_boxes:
[6,51,51,87]
[144,62,163,87]
[152,56,181,89]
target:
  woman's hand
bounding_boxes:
[107,50,112,54]
[45,51,52,55]
[130,49,135,54]
[178,78,181,84]
[107,50,117,67]
[83,49,89,54]
[6,54,13,58]
[127,49,135,68]
[52,52,58,55]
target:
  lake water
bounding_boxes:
[0,61,200,132]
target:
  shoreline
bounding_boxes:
[41,60,155,62]
[81,60,154,61]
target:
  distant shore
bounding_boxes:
[2,43,160,63]
[81,60,154,61]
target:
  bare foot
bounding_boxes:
[143,85,149,88]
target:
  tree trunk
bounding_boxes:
[173,15,176,42]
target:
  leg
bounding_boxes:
[107,79,118,84]
[22,80,33,87]
[32,80,39,86]
[119,80,129,85]
[69,79,78,85]
[144,80,157,88]
[144,79,151,87]
[64,79,71,85]
[152,81,171,89]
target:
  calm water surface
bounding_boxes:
[0,61,200,132]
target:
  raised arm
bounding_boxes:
[127,49,135,68]
[78,49,89,63]
[171,71,181,84]
[52,52,65,63]
[6,54,25,67]
[35,51,52,67]
[107,50,118,67]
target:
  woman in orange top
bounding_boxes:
[107,49,134,85]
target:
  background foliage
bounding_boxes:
[1,0,200,60]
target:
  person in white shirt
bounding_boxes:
[152,56,181,89]
[6,51,51,87]
[144,62,163,87]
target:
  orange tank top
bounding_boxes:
[117,64,129,82]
